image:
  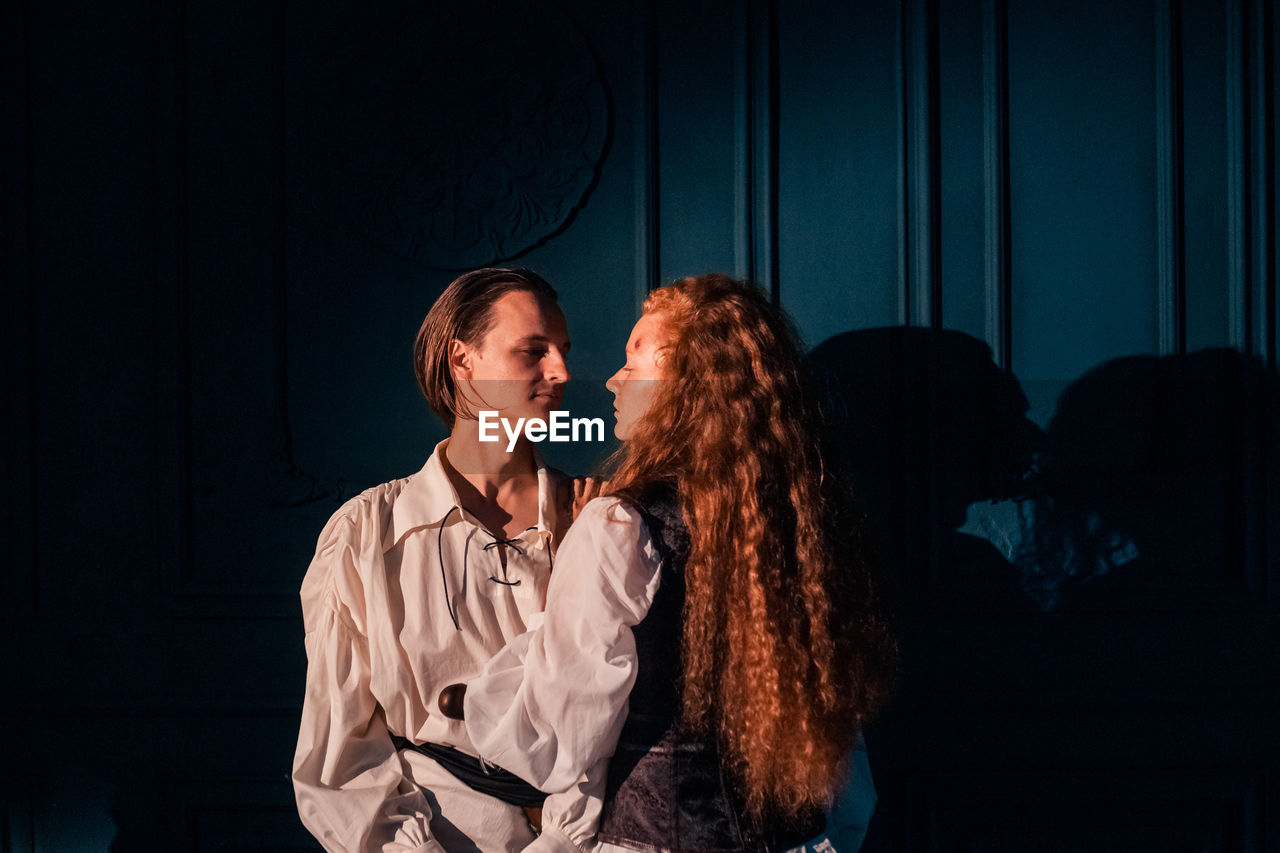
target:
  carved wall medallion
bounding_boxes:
[321,0,610,269]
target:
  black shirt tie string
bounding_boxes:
[483,536,524,586]
[437,506,462,630]
[437,509,551,630]
[484,526,553,583]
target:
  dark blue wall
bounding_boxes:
[2,0,1277,850]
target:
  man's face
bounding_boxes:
[452,290,571,423]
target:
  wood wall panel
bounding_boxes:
[1007,0,1161,415]
[2,0,36,621]
[904,767,1264,852]
[0,801,32,853]
[12,0,165,710]
[778,0,904,348]
[155,0,329,617]
[1155,0,1187,357]
[165,777,316,853]
[983,0,1013,370]
[1273,0,1280,372]
[633,0,660,307]
[1178,0,1231,355]
[1227,0,1251,354]
[732,0,780,298]
[1246,0,1276,365]
[653,0,740,282]
[938,0,988,345]
[902,0,941,329]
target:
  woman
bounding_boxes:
[292,268,598,852]
[463,275,896,852]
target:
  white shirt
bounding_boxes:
[463,497,664,795]
[293,440,597,853]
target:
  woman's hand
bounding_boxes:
[572,477,608,520]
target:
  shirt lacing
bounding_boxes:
[437,505,552,630]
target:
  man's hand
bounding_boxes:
[571,477,608,520]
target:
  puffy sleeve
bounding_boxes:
[463,497,664,794]
[292,510,445,853]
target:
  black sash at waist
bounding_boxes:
[390,734,548,808]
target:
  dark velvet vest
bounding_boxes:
[597,484,824,852]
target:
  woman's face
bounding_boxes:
[605,311,670,440]
[452,290,571,423]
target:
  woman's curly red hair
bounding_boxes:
[605,275,897,817]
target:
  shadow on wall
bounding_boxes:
[807,327,1278,851]
[807,327,1044,605]
[1016,347,1280,607]
[808,328,1279,609]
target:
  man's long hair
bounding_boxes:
[605,275,897,818]
[413,267,558,428]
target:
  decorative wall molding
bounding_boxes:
[1155,0,1188,357]
[1227,0,1250,353]
[265,0,351,515]
[983,0,1013,371]
[320,0,610,270]
[151,0,188,615]
[733,0,779,300]
[1232,0,1276,601]
[153,0,348,618]
[900,0,941,328]
[1245,0,1275,363]
[634,0,659,308]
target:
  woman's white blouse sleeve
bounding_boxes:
[463,497,664,794]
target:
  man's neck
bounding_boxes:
[445,418,538,500]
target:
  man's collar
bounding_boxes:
[388,438,555,550]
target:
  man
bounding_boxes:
[293,268,593,852]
